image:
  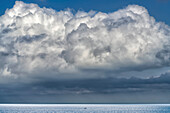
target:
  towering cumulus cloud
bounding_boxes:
[0,1,170,78]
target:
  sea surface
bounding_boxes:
[0,104,170,113]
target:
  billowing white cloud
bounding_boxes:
[0,1,170,78]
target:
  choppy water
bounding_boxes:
[0,104,170,113]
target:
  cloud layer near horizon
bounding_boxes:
[0,1,170,79]
[1,72,170,103]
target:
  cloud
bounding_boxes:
[0,1,170,79]
[1,72,170,103]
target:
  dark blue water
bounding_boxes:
[0,104,170,113]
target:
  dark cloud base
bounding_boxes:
[1,73,170,103]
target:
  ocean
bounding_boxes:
[0,104,170,113]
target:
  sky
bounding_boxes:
[0,0,170,103]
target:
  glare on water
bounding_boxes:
[0,104,170,113]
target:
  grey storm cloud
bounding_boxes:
[0,1,170,80]
[0,72,170,103]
